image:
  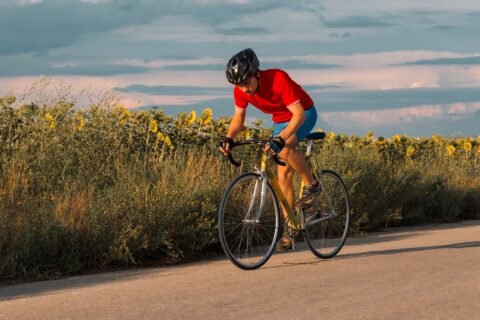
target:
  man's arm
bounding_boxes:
[219,106,246,155]
[279,101,306,143]
[226,106,247,140]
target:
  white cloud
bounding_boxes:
[17,0,42,5]
[321,0,480,17]
[111,57,224,69]
[0,73,229,108]
[409,81,425,89]
[265,51,480,68]
[321,102,480,129]
[288,66,439,91]
[80,0,107,3]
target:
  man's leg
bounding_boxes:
[279,135,316,186]
[277,161,295,223]
[275,136,317,250]
[276,160,296,250]
[276,135,318,221]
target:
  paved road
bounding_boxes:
[1,220,479,320]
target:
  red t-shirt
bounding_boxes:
[233,69,314,123]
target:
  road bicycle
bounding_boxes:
[218,132,350,270]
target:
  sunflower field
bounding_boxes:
[0,94,479,281]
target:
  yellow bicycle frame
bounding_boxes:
[259,142,314,232]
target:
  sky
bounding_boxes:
[1,0,480,137]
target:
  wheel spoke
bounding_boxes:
[219,173,279,269]
[305,171,350,259]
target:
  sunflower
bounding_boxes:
[407,146,415,158]
[374,137,386,147]
[157,132,164,142]
[463,141,472,153]
[187,110,196,126]
[432,134,441,144]
[446,145,456,156]
[44,113,56,129]
[365,131,375,141]
[149,119,159,133]
[76,113,85,130]
[201,108,213,126]
[344,141,354,149]
[119,105,131,125]
[164,135,172,147]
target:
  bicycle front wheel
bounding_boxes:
[218,173,280,270]
[304,170,350,259]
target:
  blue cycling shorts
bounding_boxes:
[273,106,317,142]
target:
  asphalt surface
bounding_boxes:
[1,220,479,320]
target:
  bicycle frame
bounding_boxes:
[251,139,339,232]
[254,139,318,231]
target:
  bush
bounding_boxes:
[0,93,479,280]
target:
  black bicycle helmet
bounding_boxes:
[226,48,260,84]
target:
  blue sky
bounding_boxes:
[1,0,480,136]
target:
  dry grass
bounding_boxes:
[0,89,479,280]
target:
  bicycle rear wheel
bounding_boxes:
[218,173,280,270]
[304,170,350,259]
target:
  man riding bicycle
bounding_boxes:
[219,48,320,251]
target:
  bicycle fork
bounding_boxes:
[243,170,267,223]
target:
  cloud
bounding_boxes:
[320,1,480,17]
[74,56,340,73]
[214,27,270,35]
[314,87,480,112]
[262,60,339,70]
[0,1,167,56]
[399,56,480,66]
[0,53,154,76]
[431,25,456,30]
[52,64,150,76]
[329,33,352,38]
[80,0,106,3]
[325,15,397,28]
[160,64,225,71]
[0,0,292,56]
[320,102,480,136]
[409,81,425,89]
[263,51,477,68]
[117,84,229,96]
[17,0,42,4]
[109,57,225,71]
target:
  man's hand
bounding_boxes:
[264,136,285,155]
[219,137,235,156]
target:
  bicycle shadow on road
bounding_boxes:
[265,241,480,269]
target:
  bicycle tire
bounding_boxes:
[218,172,280,270]
[304,170,350,259]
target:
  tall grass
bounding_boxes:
[0,92,479,280]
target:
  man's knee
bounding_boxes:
[279,145,295,159]
[277,164,294,180]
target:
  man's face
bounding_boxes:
[236,76,258,95]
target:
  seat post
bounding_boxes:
[306,140,313,157]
